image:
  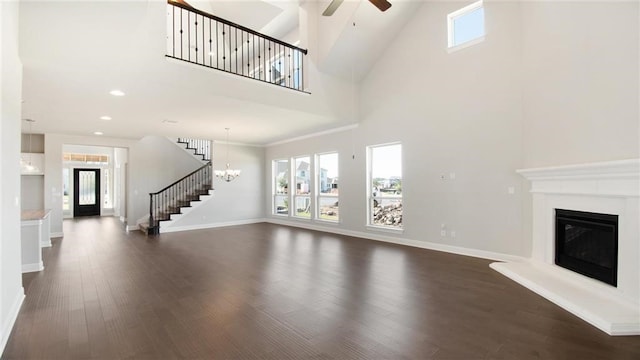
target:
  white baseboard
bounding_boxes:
[125,225,139,232]
[161,218,267,234]
[40,240,52,248]
[50,232,63,238]
[266,218,524,263]
[119,216,126,223]
[22,262,44,273]
[0,287,25,354]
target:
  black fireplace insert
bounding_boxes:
[555,209,618,287]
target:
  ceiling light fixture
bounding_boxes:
[214,128,241,182]
[100,116,112,120]
[94,131,103,135]
[109,90,125,96]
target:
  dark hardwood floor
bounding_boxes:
[2,217,639,359]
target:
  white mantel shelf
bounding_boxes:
[494,159,640,336]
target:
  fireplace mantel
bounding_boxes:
[492,159,640,336]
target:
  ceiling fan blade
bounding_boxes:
[369,0,392,12]
[322,0,344,16]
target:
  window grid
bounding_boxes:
[316,152,339,222]
[367,143,403,229]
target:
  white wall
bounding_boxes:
[521,1,640,167]
[167,143,265,229]
[114,147,128,219]
[0,0,25,353]
[266,1,528,258]
[20,176,44,210]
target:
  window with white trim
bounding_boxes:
[448,0,485,49]
[316,152,339,222]
[273,159,289,215]
[367,143,402,229]
[294,156,311,219]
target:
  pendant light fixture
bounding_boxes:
[214,128,241,182]
[23,119,38,172]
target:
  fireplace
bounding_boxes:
[491,159,640,335]
[555,209,618,286]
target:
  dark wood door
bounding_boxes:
[74,169,100,217]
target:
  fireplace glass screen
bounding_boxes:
[555,209,618,287]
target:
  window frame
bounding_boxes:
[366,142,403,232]
[272,159,290,216]
[293,155,312,219]
[447,0,485,52]
[315,152,339,223]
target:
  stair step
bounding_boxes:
[138,222,159,235]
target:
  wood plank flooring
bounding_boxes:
[2,217,639,359]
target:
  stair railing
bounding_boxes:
[166,0,308,92]
[177,138,211,161]
[149,162,212,231]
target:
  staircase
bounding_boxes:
[140,138,213,235]
[177,137,211,161]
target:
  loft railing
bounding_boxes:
[166,0,308,92]
[149,162,211,233]
[177,137,211,161]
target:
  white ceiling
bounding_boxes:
[18,0,419,144]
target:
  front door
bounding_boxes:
[74,169,101,217]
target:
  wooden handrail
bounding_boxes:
[150,161,211,196]
[167,0,308,55]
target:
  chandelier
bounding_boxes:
[214,128,241,182]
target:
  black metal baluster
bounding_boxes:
[299,50,303,90]
[216,21,219,69]
[268,42,271,82]
[194,14,198,64]
[180,8,183,59]
[149,194,154,229]
[202,14,205,65]
[235,28,238,75]
[241,30,244,76]
[188,11,191,62]
[172,5,175,57]
[288,47,292,88]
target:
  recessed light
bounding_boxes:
[162,119,179,124]
[94,131,103,135]
[109,90,125,96]
[100,116,112,121]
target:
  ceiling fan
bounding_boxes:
[322,0,392,16]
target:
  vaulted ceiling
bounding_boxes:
[18,0,421,144]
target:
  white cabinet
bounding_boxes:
[20,152,44,175]
[20,209,51,273]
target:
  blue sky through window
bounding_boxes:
[451,4,485,47]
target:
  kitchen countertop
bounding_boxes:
[21,209,52,222]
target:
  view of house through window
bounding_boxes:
[368,143,402,228]
[273,159,289,215]
[294,156,311,218]
[317,152,339,222]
